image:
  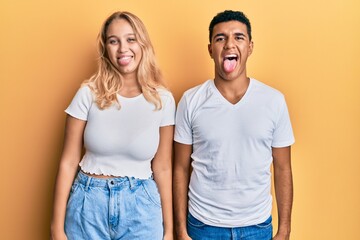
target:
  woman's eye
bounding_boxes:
[128,38,136,42]
[108,39,118,44]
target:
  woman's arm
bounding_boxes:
[152,125,174,240]
[51,115,86,240]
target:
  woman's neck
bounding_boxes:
[119,77,142,97]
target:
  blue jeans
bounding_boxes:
[187,213,273,240]
[64,171,163,240]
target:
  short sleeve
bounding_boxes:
[271,97,295,147]
[65,86,93,121]
[174,94,193,145]
[160,91,176,127]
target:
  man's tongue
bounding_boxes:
[223,59,236,73]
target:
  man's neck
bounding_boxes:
[214,76,250,104]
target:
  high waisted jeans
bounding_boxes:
[65,171,163,240]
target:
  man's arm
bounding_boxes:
[173,142,192,240]
[272,146,293,240]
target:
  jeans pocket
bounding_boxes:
[140,180,162,208]
[70,182,80,193]
[66,183,84,212]
[255,216,272,228]
[187,213,206,228]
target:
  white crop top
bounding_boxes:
[65,85,175,179]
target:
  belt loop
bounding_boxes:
[127,176,134,189]
[85,176,92,191]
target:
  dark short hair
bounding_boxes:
[209,10,252,42]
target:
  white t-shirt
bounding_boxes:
[66,85,175,179]
[174,79,295,227]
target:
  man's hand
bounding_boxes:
[273,231,290,240]
[175,233,192,240]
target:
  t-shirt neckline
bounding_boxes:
[210,78,253,107]
[117,93,144,101]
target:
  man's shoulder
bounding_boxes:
[182,80,213,98]
[251,78,285,99]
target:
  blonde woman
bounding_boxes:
[51,11,174,240]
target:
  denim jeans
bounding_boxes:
[64,171,163,240]
[187,213,272,240]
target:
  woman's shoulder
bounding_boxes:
[69,83,95,104]
[76,83,96,97]
[155,87,175,109]
[156,87,174,99]
[79,82,94,92]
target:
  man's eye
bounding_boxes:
[215,37,224,42]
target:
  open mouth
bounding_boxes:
[223,54,238,72]
[224,54,238,61]
[117,56,133,60]
[117,55,133,65]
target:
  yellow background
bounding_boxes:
[1,0,359,239]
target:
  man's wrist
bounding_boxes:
[175,226,188,238]
[277,226,291,236]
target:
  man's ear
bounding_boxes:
[248,41,254,56]
[208,43,213,59]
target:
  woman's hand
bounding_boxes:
[50,231,68,240]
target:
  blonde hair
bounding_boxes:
[83,11,166,110]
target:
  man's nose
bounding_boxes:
[224,38,235,50]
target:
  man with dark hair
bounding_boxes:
[174,10,294,240]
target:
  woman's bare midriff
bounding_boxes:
[81,170,122,179]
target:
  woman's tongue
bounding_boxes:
[223,58,236,73]
[118,56,132,66]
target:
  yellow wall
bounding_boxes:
[1,1,359,239]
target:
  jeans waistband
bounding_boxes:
[75,171,147,190]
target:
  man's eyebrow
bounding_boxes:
[234,32,247,38]
[213,33,226,39]
[213,32,247,39]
